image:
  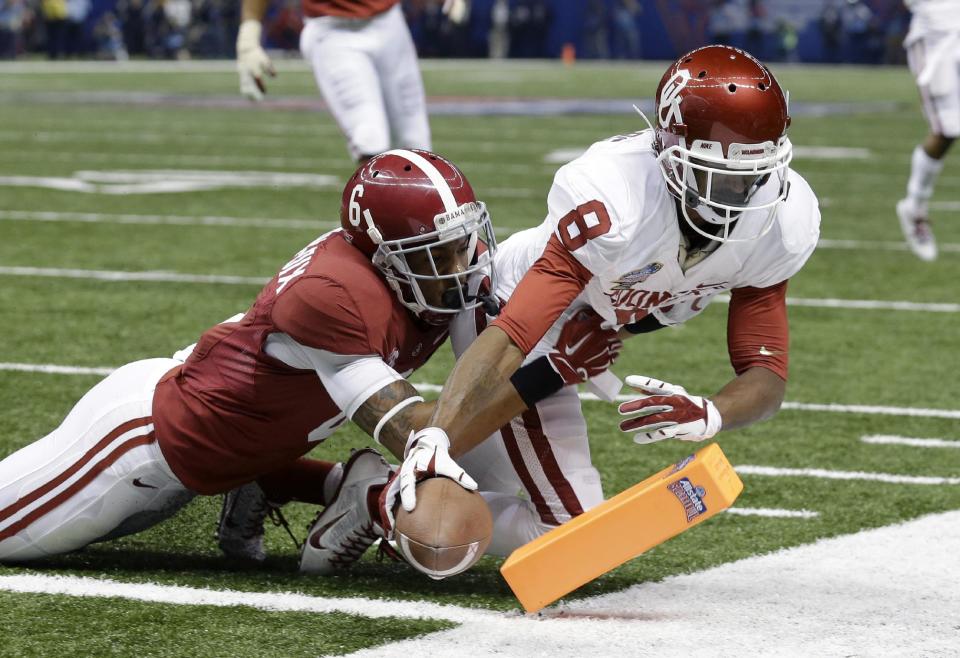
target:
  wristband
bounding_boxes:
[510,355,565,408]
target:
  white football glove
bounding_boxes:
[618,375,722,444]
[442,0,469,24]
[398,427,477,512]
[236,20,275,101]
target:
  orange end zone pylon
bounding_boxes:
[500,442,743,613]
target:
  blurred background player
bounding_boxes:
[383,45,821,556]
[236,0,467,162]
[897,0,960,261]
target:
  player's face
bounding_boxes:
[405,236,471,309]
[691,163,765,208]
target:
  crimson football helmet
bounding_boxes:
[653,45,793,242]
[340,149,497,320]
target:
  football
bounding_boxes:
[394,477,493,579]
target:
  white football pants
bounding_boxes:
[906,30,960,138]
[300,4,432,160]
[0,358,193,562]
[451,301,604,557]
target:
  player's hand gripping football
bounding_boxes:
[236,20,275,101]
[380,428,477,532]
[547,309,622,385]
[618,375,722,444]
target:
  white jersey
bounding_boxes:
[905,0,960,41]
[493,131,820,340]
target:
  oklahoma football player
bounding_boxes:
[387,46,822,554]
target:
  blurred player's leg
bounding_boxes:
[373,4,431,151]
[0,359,193,562]
[300,16,390,161]
[460,386,603,556]
[899,33,960,261]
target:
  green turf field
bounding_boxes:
[0,59,958,656]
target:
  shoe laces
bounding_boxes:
[914,219,934,242]
[329,522,380,568]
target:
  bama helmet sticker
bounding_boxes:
[667,477,707,523]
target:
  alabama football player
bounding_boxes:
[0,150,495,564]
[237,0,449,162]
[388,46,822,554]
[896,0,960,261]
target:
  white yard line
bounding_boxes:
[6,209,960,254]
[0,210,330,230]
[724,507,819,519]
[1,265,956,313]
[861,434,960,449]
[4,363,959,421]
[0,573,495,624]
[735,465,960,485]
[0,266,266,286]
[4,510,957,656]
[714,294,960,313]
[818,238,960,253]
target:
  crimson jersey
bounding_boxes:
[302,0,397,18]
[152,231,447,495]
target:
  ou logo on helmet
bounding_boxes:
[658,69,691,129]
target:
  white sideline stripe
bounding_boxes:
[4,511,959,658]
[0,266,267,286]
[0,574,494,624]
[725,507,819,519]
[736,464,960,485]
[3,365,960,421]
[861,434,960,449]
[2,266,956,313]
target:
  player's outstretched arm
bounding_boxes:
[432,325,526,457]
[709,366,785,431]
[351,379,436,461]
[237,0,275,101]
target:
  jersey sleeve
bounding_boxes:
[490,161,637,354]
[271,275,374,355]
[264,332,403,418]
[490,234,593,354]
[727,281,790,381]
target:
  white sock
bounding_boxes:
[322,463,344,504]
[906,145,944,215]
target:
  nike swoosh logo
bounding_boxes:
[758,346,783,357]
[308,510,350,551]
[563,334,592,356]
[132,478,158,489]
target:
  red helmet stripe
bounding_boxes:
[383,149,458,213]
